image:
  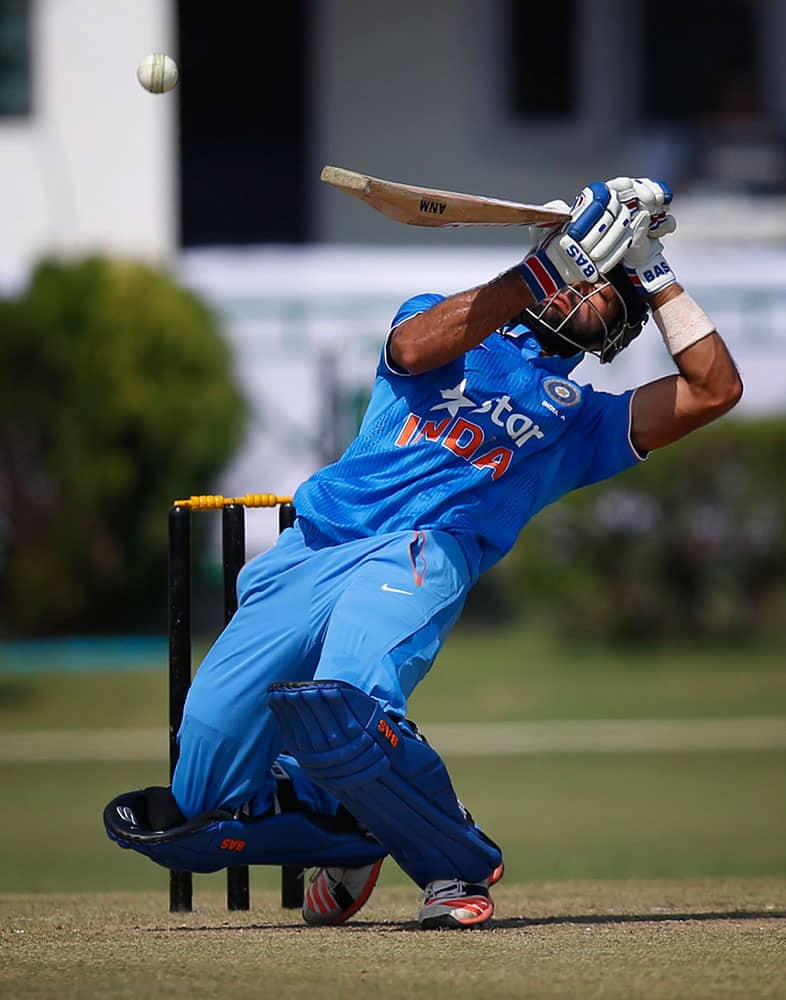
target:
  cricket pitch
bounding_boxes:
[2,878,785,999]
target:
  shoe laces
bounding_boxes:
[424,878,479,901]
[308,866,341,888]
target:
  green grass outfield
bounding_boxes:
[3,623,786,728]
[1,625,784,896]
[1,750,785,896]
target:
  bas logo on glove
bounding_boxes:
[623,237,677,296]
[563,241,598,280]
[642,259,672,285]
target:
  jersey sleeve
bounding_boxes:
[380,293,446,376]
[571,385,647,488]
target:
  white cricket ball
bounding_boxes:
[137,53,178,94]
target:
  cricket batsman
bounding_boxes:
[105,176,742,929]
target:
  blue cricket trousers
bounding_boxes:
[172,520,472,818]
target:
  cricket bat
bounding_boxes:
[320,165,571,228]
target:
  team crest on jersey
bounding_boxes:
[542,378,581,407]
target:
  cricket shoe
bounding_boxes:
[419,863,504,930]
[303,859,384,926]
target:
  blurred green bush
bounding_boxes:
[503,418,786,642]
[0,257,247,635]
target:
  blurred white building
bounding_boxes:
[0,0,177,289]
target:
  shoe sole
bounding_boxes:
[420,896,494,930]
[420,906,494,930]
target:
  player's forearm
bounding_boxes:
[389,269,536,374]
[651,283,742,413]
[671,329,742,423]
[632,285,743,451]
[633,337,742,451]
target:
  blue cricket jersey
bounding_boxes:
[294,293,645,577]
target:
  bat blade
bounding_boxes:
[320,165,570,228]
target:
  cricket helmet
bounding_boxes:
[523,265,649,364]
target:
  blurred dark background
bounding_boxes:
[177,1,311,245]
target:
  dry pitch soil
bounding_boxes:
[2,878,785,999]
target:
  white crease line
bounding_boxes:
[2,718,786,763]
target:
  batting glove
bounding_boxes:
[622,227,677,297]
[606,176,677,239]
[517,182,650,301]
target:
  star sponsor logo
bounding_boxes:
[430,381,545,449]
[430,379,477,418]
[471,394,544,445]
[394,378,546,481]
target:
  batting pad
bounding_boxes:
[268,680,502,888]
[103,785,385,873]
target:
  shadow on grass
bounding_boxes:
[496,909,786,928]
[151,909,786,934]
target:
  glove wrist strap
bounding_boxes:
[516,241,566,301]
[653,291,716,357]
